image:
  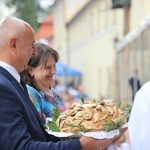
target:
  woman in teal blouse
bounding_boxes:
[21,42,66,122]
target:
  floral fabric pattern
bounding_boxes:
[26,85,66,118]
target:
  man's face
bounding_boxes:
[16,26,36,72]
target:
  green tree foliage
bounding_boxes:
[5,0,50,31]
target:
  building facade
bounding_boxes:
[51,0,150,103]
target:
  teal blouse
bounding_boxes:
[26,85,66,118]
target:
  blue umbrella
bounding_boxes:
[56,61,82,76]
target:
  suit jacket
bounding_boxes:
[0,67,81,150]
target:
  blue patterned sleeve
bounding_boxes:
[52,88,66,112]
[26,85,53,118]
[40,100,52,117]
[26,85,42,113]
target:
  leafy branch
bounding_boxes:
[117,101,132,122]
[81,94,85,104]
[52,107,60,122]
[102,119,123,132]
[102,101,132,132]
[46,120,60,132]
[68,123,89,133]
[121,104,132,122]
[117,100,122,108]
[45,107,60,132]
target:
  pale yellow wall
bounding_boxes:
[131,0,150,30]
[52,0,68,53]
[69,31,116,100]
[65,0,90,22]
[62,0,119,99]
[51,0,150,100]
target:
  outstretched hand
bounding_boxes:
[79,127,127,150]
[112,127,127,143]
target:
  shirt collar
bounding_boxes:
[0,61,20,82]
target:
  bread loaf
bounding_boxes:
[56,100,127,133]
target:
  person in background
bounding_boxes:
[0,17,126,150]
[54,79,66,95]
[20,42,66,121]
[128,80,150,150]
[74,84,89,101]
[67,81,79,97]
[128,69,141,102]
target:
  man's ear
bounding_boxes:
[10,38,17,49]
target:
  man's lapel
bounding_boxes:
[20,79,29,94]
[0,67,44,124]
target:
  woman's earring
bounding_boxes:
[31,74,34,77]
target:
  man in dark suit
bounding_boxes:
[0,17,124,150]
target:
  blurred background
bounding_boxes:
[1,0,150,105]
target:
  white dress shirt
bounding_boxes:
[128,81,150,150]
[0,61,20,82]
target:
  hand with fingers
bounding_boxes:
[79,127,127,150]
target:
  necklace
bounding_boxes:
[44,89,54,97]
